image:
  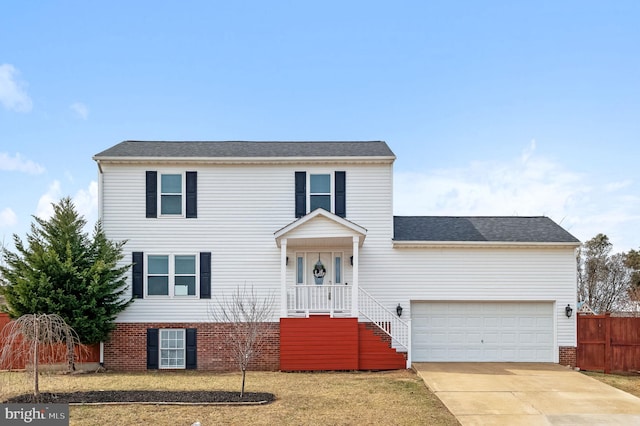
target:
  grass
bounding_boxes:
[0,369,460,426]
[584,371,640,398]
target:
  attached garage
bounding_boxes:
[411,301,555,362]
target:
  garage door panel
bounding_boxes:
[411,301,554,362]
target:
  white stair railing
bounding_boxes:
[358,288,409,351]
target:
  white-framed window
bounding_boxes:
[296,256,304,284]
[335,256,342,284]
[146,254,198,297]
[309,173,332,212]
[160,173,184,216]
[159,329,185,369]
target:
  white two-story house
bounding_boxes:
[93,141,580,371]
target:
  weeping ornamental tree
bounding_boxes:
[0,197,132,348]
[0,314,84,401]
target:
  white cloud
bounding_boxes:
[520,139,536,163]
[0,208,17,228]
[74,181,99,227]
[70,102,89,120]
[0,152,45,174]
[0,64,32,112]
[35,180,62,220]
[605,180,633,192]
[34,180,99,230]
[393,142,640,252]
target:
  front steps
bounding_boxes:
[280,315,406,371]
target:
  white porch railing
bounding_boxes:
[358,288,409,351]
[286,285,352,316]
[285,285,410,360]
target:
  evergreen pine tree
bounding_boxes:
[0,197,132,344]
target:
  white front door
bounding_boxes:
[307,252,333,285]
[292,252,348,312]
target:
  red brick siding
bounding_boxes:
[104,322,279,371]
[559,346,577,368]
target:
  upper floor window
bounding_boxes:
[310,174,331,211]
[160,174,183,215]
[295,171,346,218]
[146,171,197,219]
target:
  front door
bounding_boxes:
[307,252,332,285]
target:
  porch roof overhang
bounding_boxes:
[274,209,367,249]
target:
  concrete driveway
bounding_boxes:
[413,363,640,425]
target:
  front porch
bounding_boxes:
[274,209,411,370]
[280,285,411,370]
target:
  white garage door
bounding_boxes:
[411,301,554,362]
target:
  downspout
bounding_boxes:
[96,160,105,368]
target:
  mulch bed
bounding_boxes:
[5,390,275,404]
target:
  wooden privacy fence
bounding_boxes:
[0,313,100,370]
[577,313,640,373]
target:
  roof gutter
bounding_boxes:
[392,240,581,248]
[91,155,396,165]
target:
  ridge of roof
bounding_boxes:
[94,140,395,159]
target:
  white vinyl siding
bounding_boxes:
[100,162,392,322]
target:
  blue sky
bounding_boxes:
[1,1,639,252]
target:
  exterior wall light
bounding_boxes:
[396,303,403,317]
[565,304,573,318]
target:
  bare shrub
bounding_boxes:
[210,285,275,397]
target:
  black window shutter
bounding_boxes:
[199,252,211,299]
[186,328,197,369]
[186,171,197,218]
[145,171,157,218]
[132,252,144,299]
[146,328,159,369]
[295,171,306,218]
[335,171,346,218]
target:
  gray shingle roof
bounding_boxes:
[94,140,395,159]
[393,216,580,244]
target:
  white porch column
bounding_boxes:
[281,238,288,317]
[351,236,359,317]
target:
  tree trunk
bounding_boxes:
[67,340,76,372]
[33,320,39,399]
[241,368,246,398]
